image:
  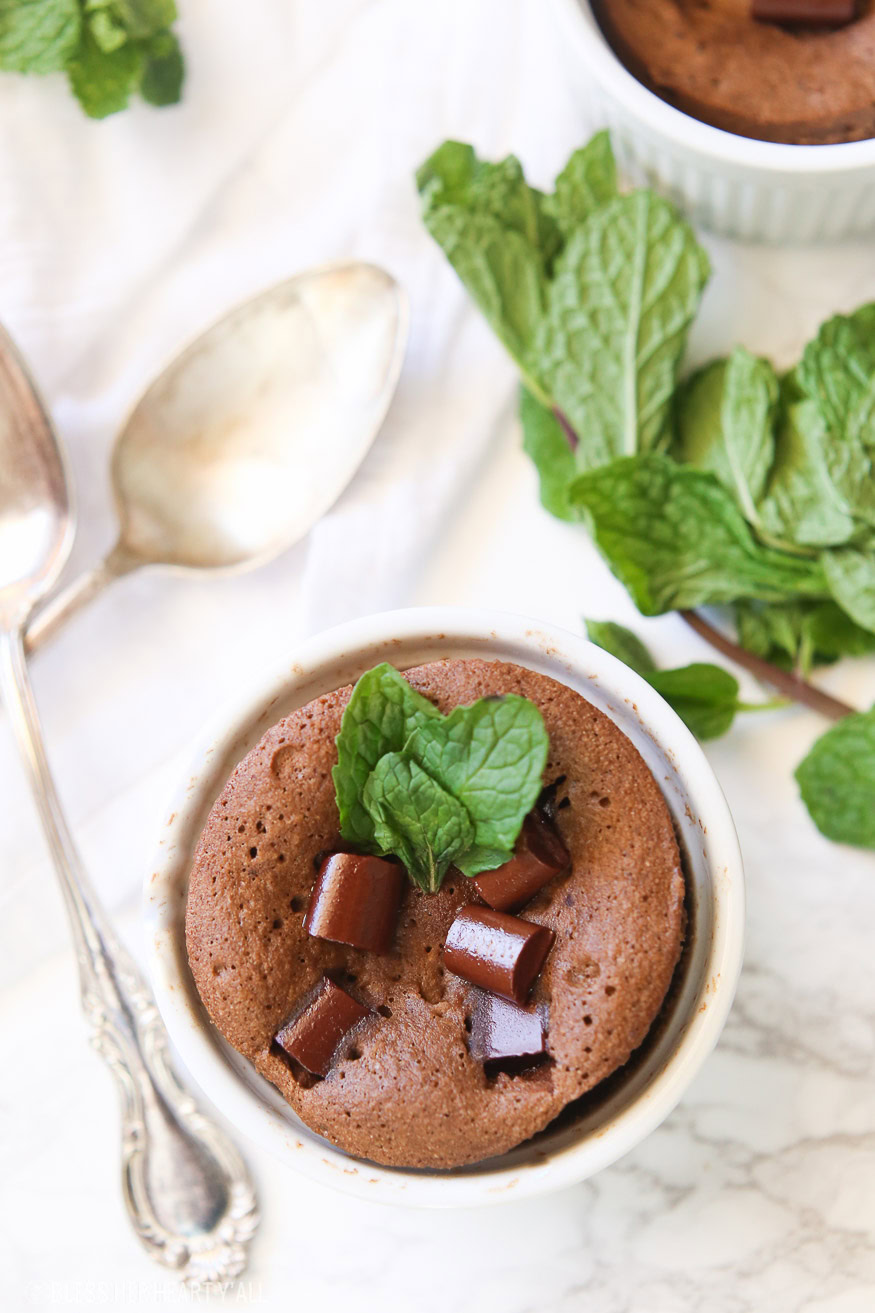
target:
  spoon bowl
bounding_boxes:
[114,262,407,571]
[0,325,72,622]
[27,262,408,646]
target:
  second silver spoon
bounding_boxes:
[27,261,407,651]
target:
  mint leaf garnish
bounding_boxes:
[759,394,858,549]
[0,0,182,115]
[402,694,548,869]
[87,7,126,52]
[519,387,579,523]
[796,708,875,848]
[570,453,828,614]
[644,664,745,740]
[417,143,558,381]
[106,0,177,39]
[674,348,778,526]
[822,544,875,635]
[532,190,709,467]
[795,306,875,530]
[0,0,80,73]
[544,132,618,240]
[333,665,549,891]
[67,20,141,116]
[735,600,875,674]
[139,26,181,104]
[362,754,475,894]
[584,619,656,676]
[333,662,441,850]
[585,618,756,740]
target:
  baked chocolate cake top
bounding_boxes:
[592,0,875,145]
[185,658,686,1169]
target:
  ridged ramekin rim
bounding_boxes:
[553,0,875,178]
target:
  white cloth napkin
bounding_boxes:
[0,0,600,1008]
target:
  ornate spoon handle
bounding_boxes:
[0,626,258,1281]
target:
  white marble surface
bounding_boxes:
[2,2,875,1310]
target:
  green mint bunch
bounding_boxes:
[332,663,549,893]
[0,0,184,118]
[418,132,875,851]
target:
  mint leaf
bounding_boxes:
[759,394,857,548]
[105,0,176,38]
[801,601,875,660]
[520,387,579,522]
[674,348,778,525]
[736,599,875,674]
[544,131,618,238]
[402,694,549,871]
[645,663,742,740]
[417,144,560,259]
[584,618,656,675]
[822,544,875,635]
[0,0,80,73]
[795,306,875,529]
[532,190,709,468]
[334,665,550,890]
[333,663,441,849]
[416,144,558,377]
[139,26,181,104]
[87,7,127,53]
[796,708,875,848]
[362,753,475,893]
[585,617,745,739]
[67,21,141,116]
[570,453,828,614]
[735,600,804,670]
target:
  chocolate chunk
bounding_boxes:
[536,775,567,823]
[443,906,555,1004]
[468,988,546,1064]
[751,0,855,25]
[273,976,371,1077]
[305,852,403,953]
[471,811,570,912]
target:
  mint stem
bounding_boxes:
[554,406,579,451]
[736,697,792,714]
[680,609,856,723]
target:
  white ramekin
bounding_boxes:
[145,607,744,1208]
[551,0,875,243]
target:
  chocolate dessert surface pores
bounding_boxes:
[185,659,686,1170]
[590,0,875,145]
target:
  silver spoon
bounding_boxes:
[0,324,259,1281]
[26,261,407,651]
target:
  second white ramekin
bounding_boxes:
[145,607,744,1207]
[551,0,875,243]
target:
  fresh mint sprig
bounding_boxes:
[332,664,549,893]
[417,130,875,851]
[0,0,183,117]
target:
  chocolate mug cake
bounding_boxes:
[185,658,686,1169]
[590,0,875,144]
